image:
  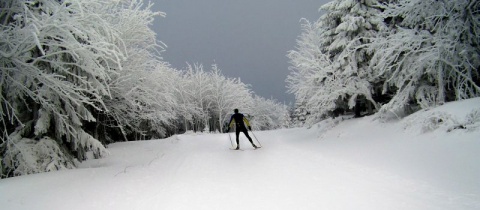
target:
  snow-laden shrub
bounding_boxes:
[313,116,351,138]
[402,108,480,134]
[3,137,76,177]
[464,109,480,131]
[75,130,109,160]
[376,102,421,122]
[404,111,459,133]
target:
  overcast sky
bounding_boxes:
[150,0,330,104]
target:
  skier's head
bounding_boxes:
[234,109,239,113]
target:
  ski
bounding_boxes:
[229,147,261,151]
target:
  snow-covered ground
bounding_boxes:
[1,99,479,210]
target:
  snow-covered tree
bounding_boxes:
[0,0,169,177]
[0,0,293,177]
[209,64,253,132]
[249,97,289,130]
[370,0,480,118]
[288,0,387,124]
[171,63,286,133]
[290,100,309,126]
[288,0,478,123]
[169,71,199,133]
[287,19,330,124]
[96,0,177,141]
[1,0,128,176]
[174,63,256,133]
[182,64,215,132]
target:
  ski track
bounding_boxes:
[1,125,479,210]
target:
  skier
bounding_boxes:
[227,109,258,150]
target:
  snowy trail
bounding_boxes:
[1,123,479,210]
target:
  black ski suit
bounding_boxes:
[228,113,255,148]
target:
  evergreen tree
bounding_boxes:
[288,0,387,124]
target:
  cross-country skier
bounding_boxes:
[227,109,258,150]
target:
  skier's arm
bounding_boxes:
[228,117,235,128]
[243,117,251,130]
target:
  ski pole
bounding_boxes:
[250,130,262,147]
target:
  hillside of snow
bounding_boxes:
[1,98,479,210]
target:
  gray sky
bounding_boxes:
[150,0,330,104]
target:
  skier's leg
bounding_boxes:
[242,129,257,148]
[235,128,240,149]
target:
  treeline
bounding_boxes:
[0,0,288,177]
[287,0,480,125]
